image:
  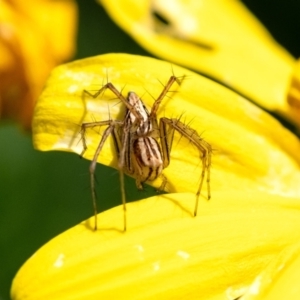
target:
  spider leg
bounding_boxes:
[150,75,184,117]
[159,116,175,168]
[157,173,168,193]
[159,117,212,216]
[81,119,124,230]
[83,82,143,121]
[114,119,132,231]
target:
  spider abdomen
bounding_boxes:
[132,137,164,186]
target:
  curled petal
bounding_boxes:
[33,53,300,197]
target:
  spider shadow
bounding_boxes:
[157,193,195,218]
[82,218,125,234]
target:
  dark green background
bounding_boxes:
[1,1,299,299]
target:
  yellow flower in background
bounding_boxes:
[0,0,77,129]
[10,53,300,299]
[99,0,300,128]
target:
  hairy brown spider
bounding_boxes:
[80,75,212,231]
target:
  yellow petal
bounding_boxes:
[33,53,300,196]
[11,192,300,300]
[98,0,297,126]
[240,243,300,300]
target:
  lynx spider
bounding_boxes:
[80,75,212,231]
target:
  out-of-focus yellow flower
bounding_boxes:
[0,0,77,129]
[98,0,299,128]
[11,53,300,298]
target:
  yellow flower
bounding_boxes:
[0,0,77,129]
[11,53,300,299]
[10,0,300,297]
[98,0,299,128]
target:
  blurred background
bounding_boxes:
[0,1,300,299]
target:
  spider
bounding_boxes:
[80,75,212,231]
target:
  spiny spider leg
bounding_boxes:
[80,120,123,230]
[159,117,212,216]
[83,83,143,122]
[150,75,184,117]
